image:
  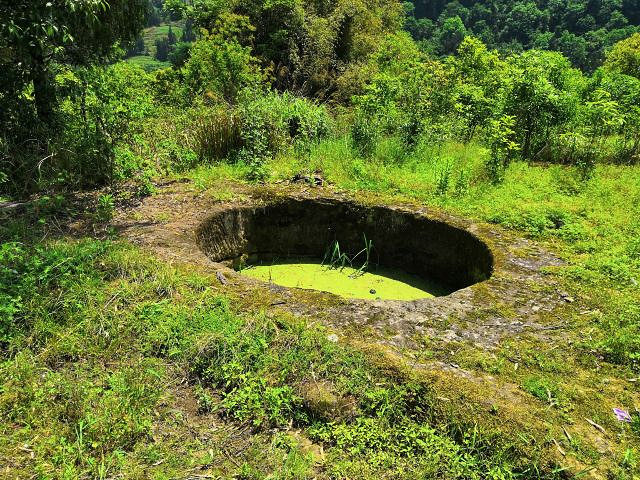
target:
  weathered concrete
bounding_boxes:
[196,197,493,292]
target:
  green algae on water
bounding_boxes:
[241,260,448,300]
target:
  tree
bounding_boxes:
[587,67,640,162]
[183,32,263,103]
[449,37,505,139]
[0,0,147,124]
[439,16,467,54]
[155,37,170,61]
[167,0,404,98]
[167,25,177,45]
[555,30,589,69]
[503,50,581,158]
[125,36,147,57]
[500,1,547,47]
[605,33,640,78]
[181,18,197,42]
[168,41,192,67]
[402,0,640,72]
[56,63,155,186]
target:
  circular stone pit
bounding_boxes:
[196,197,494,297]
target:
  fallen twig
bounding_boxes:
[216,271,228,285]
[585,418,606,434]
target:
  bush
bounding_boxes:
[485,115,519,184]
[55,64,154,187]
[237,92,330,178]
[503,50,581,159]
[168,41,192,68]
[0,62,158,195]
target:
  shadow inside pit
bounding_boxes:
[197,197,494,298]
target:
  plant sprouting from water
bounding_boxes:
[322,234,374,278]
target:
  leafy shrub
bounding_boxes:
[96,194,115,222]
[503,51,580,159]
[113,145,152,182]
[238,102,274,181]
[237,92,330,179]
[52,63,154,189]
[485,115,519,184]
[604,33,640,79]
[151,67,190,106]
[168,41,192,68]
[453,168,470,197]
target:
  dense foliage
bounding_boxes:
[0,0,147,193]
[1,0,640,197]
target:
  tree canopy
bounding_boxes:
[0,0,147,123]
[165,0,403,97]
[605,32,640,78]
[404,0,640,70]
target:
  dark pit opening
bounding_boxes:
[197,198,493,297]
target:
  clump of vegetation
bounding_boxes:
[192,108,243,162]
[322,235,374,277]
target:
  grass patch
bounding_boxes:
[124,55,170,72]
[3,126,640,477]
[0,237,564,478]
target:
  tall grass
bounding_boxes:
[192,108,243,162]
[322,234,374,277]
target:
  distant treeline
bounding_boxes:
[404,0,640,70]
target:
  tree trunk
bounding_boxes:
[32,55,55,124]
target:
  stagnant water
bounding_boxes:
[240,259,450,300]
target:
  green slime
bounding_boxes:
[240,260,447,300]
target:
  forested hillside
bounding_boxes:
[405,0,640,69]
[2,0,640,478]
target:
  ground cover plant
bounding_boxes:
[2,0,640,478]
